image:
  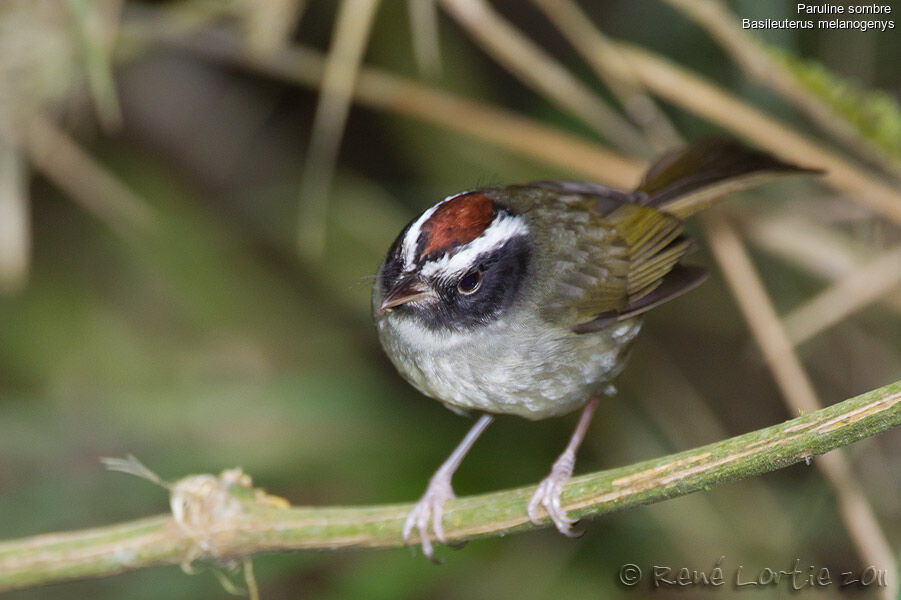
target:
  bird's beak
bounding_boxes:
[379,275,436,312]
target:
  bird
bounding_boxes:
[371,138,819,560]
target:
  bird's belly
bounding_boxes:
[378,317,642,419]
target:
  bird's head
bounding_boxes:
[375,191,532,332]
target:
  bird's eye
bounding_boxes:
[457,270,482,295]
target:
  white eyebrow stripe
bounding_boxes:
[400,191,473,270]
[420,213,528,279]
[401,204,437,270]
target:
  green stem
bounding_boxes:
[1,380,898,592]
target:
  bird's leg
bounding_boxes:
[527,397,600,536]
[404,413,494,561]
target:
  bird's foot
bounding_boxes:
[403,470,455,562]
[527,450,580,537]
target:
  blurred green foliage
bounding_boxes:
[776,50,901,158]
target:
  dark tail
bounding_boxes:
[634,138,823,219]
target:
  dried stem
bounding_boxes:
[662,0,901,176]
[743,212,872,280]
[703,213,897,600]
[782,245,901,346]
[0,125,29,293]
[122,22,644,188]
[296,0,381,260]
[0,379,898,593]
[23,113,155,236]
[437,0,649,156]
[67,0,124,131]
[407,0,442,78]
[530,0,683,150]
[242,0,307,57]
[742,213,901,316]
[129,16,901,226]
[616,43,901,225]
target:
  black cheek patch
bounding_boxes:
[417,235,532,331]
[379,223,410,297]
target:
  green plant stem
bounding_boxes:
[1,380,898,592]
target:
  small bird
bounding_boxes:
[372,139,817,560]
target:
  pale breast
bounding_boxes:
[376,313,642,420]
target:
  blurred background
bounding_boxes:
[0,0,899,598]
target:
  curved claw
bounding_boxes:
[403,476,455,562]
[527,398,598,537]
[527,476,580,536]
[527,450,582,536]
[402,414,495,562]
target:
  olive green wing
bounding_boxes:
[532,138,817,331]
[537,197,701,330]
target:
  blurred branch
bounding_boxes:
[662,0,901,176]
[67,0,124,131]
[615,43,901,225]
[24,113,155,235]
[703,213,897,600]
[122,21,644,188]
[437,0,650,156]
[530,0,683,150]
[0,124,29,293]
[782,245,901,346]
[407,0,442,78]
[296,0,380,260]
[742,212,874,280]
[241,0,307,57]
[742,213,901,315]
[1,380,898,592]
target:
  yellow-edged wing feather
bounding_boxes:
[531,138,819,332]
